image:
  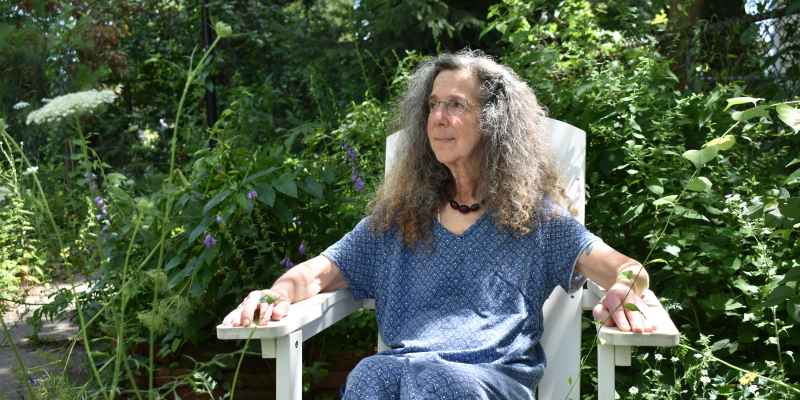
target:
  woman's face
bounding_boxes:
[426,69,482,172]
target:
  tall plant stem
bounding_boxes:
[1,316,37,400]
[109,214,143,400]
[229,328,257,400]
[148,36,223,400]
[679,343,800,394]
[0,129,65,252]
[76,290,111,400]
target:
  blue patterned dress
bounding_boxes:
[322,208,599,400]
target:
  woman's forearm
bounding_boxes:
[269,255,345,303]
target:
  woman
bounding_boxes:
[222,50,654,399]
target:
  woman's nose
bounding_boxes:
[429,105,448,124]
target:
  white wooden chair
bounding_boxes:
[217,118,680,399]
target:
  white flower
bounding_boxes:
[26,88,117,125]
[670,356,679,363]
[628,386,639,395]
[654,353,663,361]
[700,369,708,376]
[693,353,703,359]
[700,376,711,385]
[13,101,30,110]
[137,128,160,149]
[23,166,38,175]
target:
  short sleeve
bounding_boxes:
[540,211,601,293]
[321,217,384,299]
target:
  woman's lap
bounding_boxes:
[343,354,532,400]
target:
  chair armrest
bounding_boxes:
[216,289,364,341]
[597,290,680,347]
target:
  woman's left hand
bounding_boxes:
[592,282,656,333]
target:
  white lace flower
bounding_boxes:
[138,128,160,149]
[628,386,639,395]
[700,376,711,385]
[13,101,30,110]
[26,88,118,125]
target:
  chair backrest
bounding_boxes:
[384,118,586,400]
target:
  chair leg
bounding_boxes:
[597,343,615,400]
[276,330,303,400]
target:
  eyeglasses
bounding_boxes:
[428,98,471,117]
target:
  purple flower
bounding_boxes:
[354,176,365,192]
[280,257,294,269]
[94,196,105,207]
[341,143,357,162]
[298,242,306,256]
[203,233,216,248]
[247,190,258,201]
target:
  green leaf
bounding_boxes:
[653,195,678,207]
[255,184,275,207]
[203,189,231,215]
[776,104,800,133]
[733,278,759,295]
[732,105,769,122]
[778,197,800,218]
[273,174,297,198]
[188,219,209,243]
[703,135,736,151]
[765,285,794,307]
[646,183,664,195]
[682,147,718,169]
[675,206,709,221]
[302,176,324,198]
[686,176,713,192]
[663,244,681,257]
[619,270,634,281]
[243,167,278,183]
[623,303,640,312]
[165,255,184,272]
[786,158,800,168]
[725,299,745,311]
[724,96,764,111]
[787,168,800,186]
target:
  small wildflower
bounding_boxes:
[700,376,711,385]
[342,143,357,162]
[628,386,639,395]
[654,353,663,361]
[214,21,233,38]
[13,101,30,110]
[280,257,294,269]
[26,88,117,125]
[22,166,38,175]
[739,371,758,386]
[670,356,679,363]
[95,196,105,207]
[693,353,703,359]
[216,215,223,224]
[354,176,365,192]
[203,233,217,248]
[298,242,306,256]
[247,190,258,201]
[137,128,159,149]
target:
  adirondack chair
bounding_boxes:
[217,118,681,400]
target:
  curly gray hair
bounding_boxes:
[369,50,562,247]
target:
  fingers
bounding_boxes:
[592,303,614,326]
[222,307,241,326]
[271,300,290,320]
[258,302,274,326]
[239,290,262,327]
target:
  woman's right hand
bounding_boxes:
[221,289,291,327]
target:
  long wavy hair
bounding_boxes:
[369,50,562,247]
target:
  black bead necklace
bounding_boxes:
[449,199,481,214]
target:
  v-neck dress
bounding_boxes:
[322,207,599,400]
